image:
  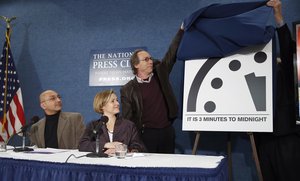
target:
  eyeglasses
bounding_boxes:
[140,57,153,62]
[42,95,62,103]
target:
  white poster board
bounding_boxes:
[182,41,273,132]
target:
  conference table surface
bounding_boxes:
[0,147,228,181]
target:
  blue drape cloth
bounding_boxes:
[177,1,275,60]
[0,157,228,181]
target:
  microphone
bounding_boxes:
[13,115,40,152]
[86,116,109,158]
[18,116,40,134]
[6,116,40,145]
[91,116,108,138]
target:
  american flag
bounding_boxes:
[0,28,25,142]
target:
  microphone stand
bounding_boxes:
[86,135,108,158]
[86,118,108,158]
[13,130,33,152]
[7,116,39,152]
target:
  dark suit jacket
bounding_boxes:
[29,112,85,149]
[256,24,300,181]
[78,117,146,152]
[120,29,184,130]
[273,24,299,136]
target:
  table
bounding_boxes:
[0,147,228,181]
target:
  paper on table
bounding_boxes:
[23,148,69,154]
[131,153,145,157]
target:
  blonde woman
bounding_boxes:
[79,90,146,155]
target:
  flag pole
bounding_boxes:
[0,16,16,134]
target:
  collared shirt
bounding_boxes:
[136,73,154,83]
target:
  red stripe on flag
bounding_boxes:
[8,107,16,134]
[0,118,4,142]
[13,94,26,126]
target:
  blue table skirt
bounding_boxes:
[0,157,228,181]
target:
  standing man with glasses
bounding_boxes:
[29,90,85,149]
[121,23,184,153]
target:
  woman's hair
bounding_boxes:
[93,90,115,114]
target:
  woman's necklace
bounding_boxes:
[106,122,114,133]
[107,129,113,133]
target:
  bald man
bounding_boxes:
[29,90,85,149]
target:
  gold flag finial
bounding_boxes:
[0,16,16,28]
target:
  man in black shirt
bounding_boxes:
[30,90,85,149]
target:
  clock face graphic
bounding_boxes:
[182,41,273,132]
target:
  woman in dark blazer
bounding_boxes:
[79,90,146,155]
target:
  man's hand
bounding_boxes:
[267,0,283,26]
